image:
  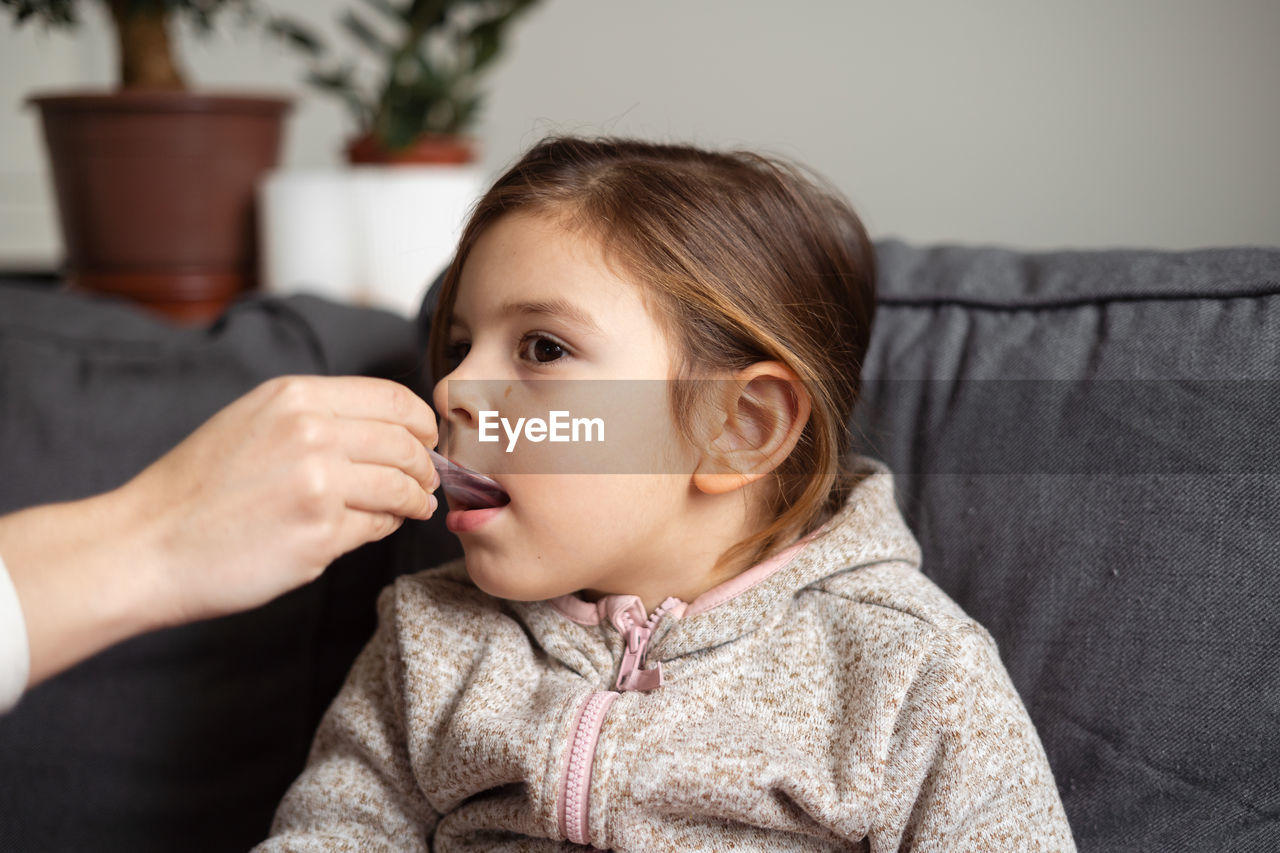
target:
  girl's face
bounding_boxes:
[433,212,727,607]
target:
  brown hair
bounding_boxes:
[429,136,877,571]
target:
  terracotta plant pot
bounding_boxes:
[345,132,476,165]
[31,92,291,323]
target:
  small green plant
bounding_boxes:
[272,0,540,152]
[3,0,539,151]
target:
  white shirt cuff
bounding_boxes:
[0,550,31,713]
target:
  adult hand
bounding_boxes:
[0,375,440,689]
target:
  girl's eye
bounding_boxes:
[520,334,569,364]
[446,340,471,366]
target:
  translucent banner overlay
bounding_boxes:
[434,379,1280,475]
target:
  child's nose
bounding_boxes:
[433,375,484,432]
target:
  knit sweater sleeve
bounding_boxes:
[255,585,439,852]
[870,623,1077,852]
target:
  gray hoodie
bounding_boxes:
[259,458,1076,851]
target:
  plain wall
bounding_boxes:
[2,0,1278,267]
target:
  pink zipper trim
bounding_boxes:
[613,597,680,691]
[558,690,618,845]
[549,542,815,844]
[555,598,679,844]
[549,532,815,629]
[682,534,811,618]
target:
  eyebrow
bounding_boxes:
[451,298,604,337]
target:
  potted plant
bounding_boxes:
[257,0,539,316]
[5,0,293,322]
[274,0,540,165]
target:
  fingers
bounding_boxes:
[343,463,438,520]
[334,419,440,493]
[331,509,407,555]
[259,375,438,449]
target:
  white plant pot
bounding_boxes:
[259,171,359,305]
[260,165,484,317]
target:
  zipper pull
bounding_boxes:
[611,597,680,692]
[615,622,663,691]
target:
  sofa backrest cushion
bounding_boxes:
[854,242,1280,851]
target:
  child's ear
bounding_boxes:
[692,362,811,496]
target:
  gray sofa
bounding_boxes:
[0,240,1276,851]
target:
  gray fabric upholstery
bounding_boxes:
[2,237,1277,851]
[0,284,438,851]
[854,241,1280,851]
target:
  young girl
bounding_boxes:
[257,137,1076,851]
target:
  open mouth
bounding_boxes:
[428,448,511,511]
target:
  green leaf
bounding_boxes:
[344,0,543,138]
[305,67,355,92]
[467,19,502,71]
[306,65,371,126]
[381,98,431,148]
[360,0,410,25]
[266,16,326,57]
[341,9,393,56]
[452,92,483,131]
[2,0,78,27]
[405,0,450,33]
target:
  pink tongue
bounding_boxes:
[428,449,510,509]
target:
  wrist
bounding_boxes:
[0,485,175,687]
[99,476,187,634]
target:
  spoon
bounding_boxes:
[428,448,510,509]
